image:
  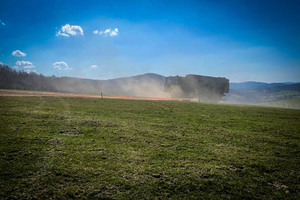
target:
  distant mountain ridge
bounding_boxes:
[229,81,298,90]
[1,63,297,91]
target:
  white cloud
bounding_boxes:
[93,28,119,37]
[90,65,98,69]
[15,60,35,69]
[104,29,111,34]
[110,28,119,36]
[16,61,33,66]
[12,50,26,57]
[14,60,36,73]
[0,61,3,66]
[56,24,83,37]
[53,61,70,70]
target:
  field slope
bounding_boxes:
[0,96,299,199]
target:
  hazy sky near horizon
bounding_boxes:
[0,0,299,82]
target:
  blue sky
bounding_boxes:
[0,0,299,82]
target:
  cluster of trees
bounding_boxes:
[0,65,101,94]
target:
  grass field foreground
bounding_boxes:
[0,96,299,199]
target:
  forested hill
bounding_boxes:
[0,65,166,96]
[0,64,100,94]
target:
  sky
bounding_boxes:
[0,0,299,82]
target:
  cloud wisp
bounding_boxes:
[24,69,37,73]
[12,50,26,57]
[56,24,83,37]
[93,28,119,37]
[53,61,70,70]
[90,65,98,69]
[0,19,5,26]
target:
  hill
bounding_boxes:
[1,64,300,107]
[225,82,300,108]
[230,81,288,90]
[0,65,167,97]
[0,65,229,101]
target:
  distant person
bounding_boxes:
[101,92,103,99]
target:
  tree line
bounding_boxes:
[0,65,101,94]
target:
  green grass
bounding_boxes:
[0,96,299,199]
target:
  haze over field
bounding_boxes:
[1,63,300,108]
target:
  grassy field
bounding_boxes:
[0,96,299,199]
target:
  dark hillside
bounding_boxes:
[0,65,166,97]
